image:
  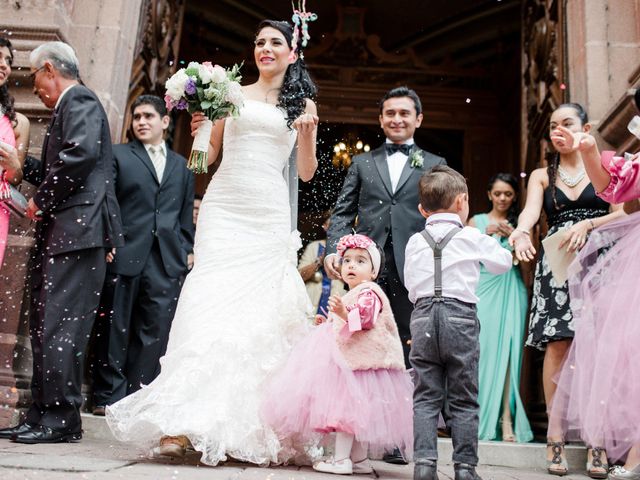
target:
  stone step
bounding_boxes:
[81,413,587,470]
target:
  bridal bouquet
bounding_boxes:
[164,61,243,173]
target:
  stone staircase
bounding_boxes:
[81,413,587,470]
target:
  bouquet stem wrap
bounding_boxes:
[189,119,213,174]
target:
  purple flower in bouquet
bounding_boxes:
[185,78,197,96]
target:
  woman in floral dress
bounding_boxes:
[509,103,624,477]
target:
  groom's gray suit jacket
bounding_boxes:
[327,144,446,282]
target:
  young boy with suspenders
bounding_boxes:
[404,166,513,480]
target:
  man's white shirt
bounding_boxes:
[145,141,167,182]
[385,138,414,193]
[404,213,513,304]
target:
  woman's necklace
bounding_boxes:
[558,165,586,188]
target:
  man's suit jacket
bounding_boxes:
[108,139,194,278]
[327,144,446,281]
[23,84,123,255]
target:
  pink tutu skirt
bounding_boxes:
[261,322,414,459]
[550,211,640,460]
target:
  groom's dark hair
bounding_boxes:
[131,94,168,117]
[379,86,422,115]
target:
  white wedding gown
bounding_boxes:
[106,99,313,466]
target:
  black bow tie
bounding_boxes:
[386,143,412,156]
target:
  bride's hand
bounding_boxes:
[190,112,207,137]
[292,113,318,136]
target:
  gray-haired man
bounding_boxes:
[0,41,123,443]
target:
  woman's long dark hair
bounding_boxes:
[255,20,317,129]
[487,173,520,226]
[0,37,17,126]
[546,103,589,210]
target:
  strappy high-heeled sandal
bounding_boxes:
[500,419,516,442]
[547,441,569,476]
[586,446,609,479]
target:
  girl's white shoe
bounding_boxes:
[313,457,354,475]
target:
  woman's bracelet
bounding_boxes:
[516,228,530,236]
[588,219,596,231]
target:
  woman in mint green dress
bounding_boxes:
[468,173,533,443]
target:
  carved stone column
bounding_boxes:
[0,0,144,427]
[564,0,640,150]
[521,0,567,438]
[0,27,61,427]
[122,0,186,142]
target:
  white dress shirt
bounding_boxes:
[145,142,167,182]
[54,84,77,109]
[385,138,414,192]
[403,213,512,304]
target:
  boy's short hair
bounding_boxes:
[418,165,468,212]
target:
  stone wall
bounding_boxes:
[566,0,640,151]
[0,0,143,426]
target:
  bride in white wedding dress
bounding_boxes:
[106,20,319,466]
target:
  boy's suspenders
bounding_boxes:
[420,227,462,300]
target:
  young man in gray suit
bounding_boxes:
[325,86,446,461]
[91,95,194,414]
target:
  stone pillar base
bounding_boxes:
[0,216,35,427]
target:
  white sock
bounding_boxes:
[334,432,354,461]
[351,440,368,463]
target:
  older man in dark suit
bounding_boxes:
[0,41,123,443]
[91,95,194,413]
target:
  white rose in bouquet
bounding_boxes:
[225,81,244,107]
[211,65,227,83]
[165,69,189,101]
[198,62,215,85]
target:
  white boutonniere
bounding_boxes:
[409,150,424,168]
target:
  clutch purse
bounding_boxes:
[0,172,28,218]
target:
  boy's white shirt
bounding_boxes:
[404,212,513,304]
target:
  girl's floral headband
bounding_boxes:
[336,234,381,278]
[289,0,317,61]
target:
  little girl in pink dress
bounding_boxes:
[549,124,640,479]
[261,234,413,475]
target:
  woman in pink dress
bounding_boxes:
[549,106,640,479]
[0,36,31,268]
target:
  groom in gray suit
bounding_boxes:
[325,86,446,367]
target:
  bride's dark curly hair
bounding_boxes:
[0,36,17,126]
[255,20,317,129]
